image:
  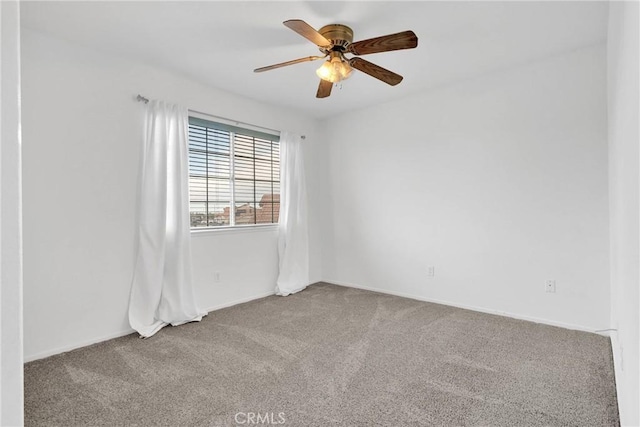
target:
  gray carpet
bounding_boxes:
[25,282,619,426]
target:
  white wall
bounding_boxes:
[20,29,323,361]
[607,2,640,425]
[0,1,24,424]
[322,44,610,332]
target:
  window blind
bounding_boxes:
[188,117,280,228]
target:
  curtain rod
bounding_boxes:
[136,94,305,139]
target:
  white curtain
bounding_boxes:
[129,100,206,338]
[276,132,310,296]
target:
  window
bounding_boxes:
[188,116,280,229]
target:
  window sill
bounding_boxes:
[190,223,278,237]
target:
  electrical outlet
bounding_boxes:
[545,280,556,293]
[214,271,221,283]
[427,266,435,277]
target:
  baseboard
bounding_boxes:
[24,290,277,363]
[202,290,276,313]
[24,328,136,363]
[609,331,629,425]
[324,279,603,334]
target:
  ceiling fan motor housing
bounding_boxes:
[318,24,354,52]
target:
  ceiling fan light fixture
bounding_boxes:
[316,54,352,83]
[254,19,419,98]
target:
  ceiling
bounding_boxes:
[21,1,608,119]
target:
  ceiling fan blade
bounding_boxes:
[316,79,333,98]
[254,55,326,73]
[284,19,331,48]
[349,57,403,86]
[349,30,418,56]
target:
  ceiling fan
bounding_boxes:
[254,20,418,98]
